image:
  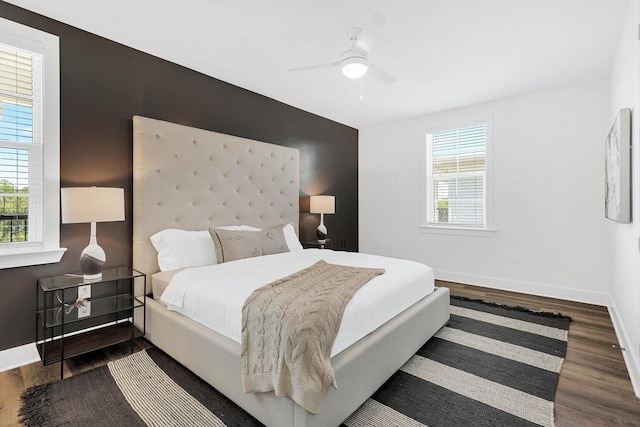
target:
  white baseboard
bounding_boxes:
[608,303,640,398]
[435,270,610,306]
[0,342,40,373]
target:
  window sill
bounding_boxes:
[0,247,67,269]
[419,224,496,237]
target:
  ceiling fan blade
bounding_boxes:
[354,12,386,54]
[368,63,397,84]
[288,62,340,72]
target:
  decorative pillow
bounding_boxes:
[283,223,304,251]
[209,228,263,263]
[260,224,290,255]
[150,229,216,271]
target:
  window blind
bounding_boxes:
[427,124,486,226]
[0,43,41,244]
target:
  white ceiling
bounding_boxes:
[5,0,630,129]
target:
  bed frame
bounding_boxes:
[132,116,450,427]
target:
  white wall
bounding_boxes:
[609,0,640,396]
[360,80,611,305]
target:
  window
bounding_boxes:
[424,121,494,234]
[0,45,39,244]
[0,17,64,268]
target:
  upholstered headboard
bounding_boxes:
[132,116,300,277]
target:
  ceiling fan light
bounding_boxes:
[341,56,369,79]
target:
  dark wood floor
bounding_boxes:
[1,282,639,426]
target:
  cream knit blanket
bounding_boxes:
[241,260,385,413]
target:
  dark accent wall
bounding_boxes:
[0,4,358,352]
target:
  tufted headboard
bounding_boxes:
[132,116,300,278]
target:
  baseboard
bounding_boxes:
[435,270,610,307]
[0,342,40,373]
[608,303,640,398]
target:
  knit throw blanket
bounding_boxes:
[241,260,385,414]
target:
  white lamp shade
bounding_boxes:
[61,187,125,224]
[310,195,335,214]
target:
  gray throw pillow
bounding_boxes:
[260,224,289,255]
[209,228,263,263]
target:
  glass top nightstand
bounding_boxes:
[36,267,146,378]
[37,267,145,291]
[302,239,346,250]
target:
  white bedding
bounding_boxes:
[161,249,434,357]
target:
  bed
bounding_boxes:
[132,116,450,427]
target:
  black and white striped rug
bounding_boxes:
[20,297,570,427]
[342,297,571,427]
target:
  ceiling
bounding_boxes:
[5,0,631,129]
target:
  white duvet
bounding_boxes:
[161,249,434,357]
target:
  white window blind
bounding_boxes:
[426,124,487,227]
[0,41,43,245]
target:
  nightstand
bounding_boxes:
[302,239,346,250]
[36,267,146,378]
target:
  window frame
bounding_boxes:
[0,17,65,268]
[420,116,495,237]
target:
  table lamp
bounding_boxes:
[310,195,335,243]
[61,187,125,280]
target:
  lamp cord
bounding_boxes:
[56,290,88,314]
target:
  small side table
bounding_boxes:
[302,239,346,250]
[36,267,146,378]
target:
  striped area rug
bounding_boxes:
[342,296,571,427]
[20,296,570,427]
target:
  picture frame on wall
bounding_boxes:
[605,108,631,223]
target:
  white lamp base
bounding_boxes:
[317,213,328,243]
[82,271,103,281]
[80,222,105,281]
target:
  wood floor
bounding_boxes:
[1,282,639,426]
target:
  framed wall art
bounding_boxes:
[605,108,631,223]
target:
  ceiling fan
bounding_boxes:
[289,12,397,84]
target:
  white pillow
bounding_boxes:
[150,229,216,271]
[283,223,304,251]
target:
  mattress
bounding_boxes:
[160,249,435,357]
[151,269,182,300]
